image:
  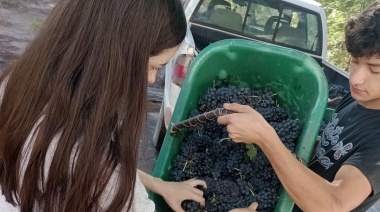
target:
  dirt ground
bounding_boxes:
[0,0,57,72]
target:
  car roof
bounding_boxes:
[233,0,323,13]
[276,0,322,12]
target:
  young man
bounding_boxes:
[218,1,380,211]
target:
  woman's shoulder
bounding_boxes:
[132,172,155,212]
[99,169,155,212]
[0,188,19,212]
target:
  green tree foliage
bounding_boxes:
[316,0,376,69]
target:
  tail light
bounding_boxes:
[172,47,195,86]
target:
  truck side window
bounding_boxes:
[306,14,320,52]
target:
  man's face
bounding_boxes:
[349,54,380,109]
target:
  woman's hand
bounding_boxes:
[158,178,207,212]
[229,202,259,212]
[137,170,206,212]
[217,103,277,145]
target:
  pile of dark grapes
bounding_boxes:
[329,84,348,99]
[170,85,301,212]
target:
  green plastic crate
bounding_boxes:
[150,39,328,211]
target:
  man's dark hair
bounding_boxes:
[345,1,380,58]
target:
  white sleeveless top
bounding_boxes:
[0,78,155,211]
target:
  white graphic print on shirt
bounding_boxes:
[332,141,353,160]
[321,113,344,146]
[316,113,353,169]
[316,142,334,169]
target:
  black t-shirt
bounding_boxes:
[293,93,380,212]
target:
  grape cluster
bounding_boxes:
[329,84,348,99]
[170,85,301,212]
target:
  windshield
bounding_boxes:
[192,0,322,55]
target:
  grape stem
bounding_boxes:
[248,95,264,104]
[234,168,244,179]
[182,159,194,171]
[248,188,255,196]
[248,95,260,98]
[211,193,217,205]
[219,137,231,143]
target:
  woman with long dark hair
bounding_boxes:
[0,0,209,211]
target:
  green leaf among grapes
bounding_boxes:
[246,144,257,161]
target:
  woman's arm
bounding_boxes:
[137,169,206,212]
[137,169,162,194]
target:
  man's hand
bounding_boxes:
[229,202,259,212]
[217,103,277,145]
[158,178,207,212]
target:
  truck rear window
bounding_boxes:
[191,0,322,56]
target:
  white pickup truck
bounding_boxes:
[153,0,350,150]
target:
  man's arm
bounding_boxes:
[259,134,371,212]
[218,103,372,212]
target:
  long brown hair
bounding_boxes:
[0,0,186,211]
